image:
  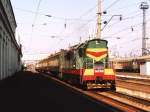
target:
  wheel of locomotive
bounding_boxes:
[110,81,116,91]
[82,81,88,90]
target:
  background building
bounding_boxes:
[0,0,22,80]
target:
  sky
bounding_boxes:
[10,0,150,60]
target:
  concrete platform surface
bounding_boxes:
[0,71,120,112]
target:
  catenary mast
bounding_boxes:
[97,0,102,39]
[140,2,149,55]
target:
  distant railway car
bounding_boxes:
[36,39,115,90]
[112,58,140,73]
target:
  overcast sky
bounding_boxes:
[10,0,150,60]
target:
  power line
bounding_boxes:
[64,16,97,37]
[79,4,97,18]
[109,2,141,11]
[109,37,141,50]
[102,12,142,30]
[32,0,42,26]
[62,3,143,41]
[59,0,125,39]
[123,13,142,20]
[108,16,150,37]
[105,21,143,37]
[15,7,95,22]
[105,0,121,10]
[107,26,150,50]
[28,0,42,52]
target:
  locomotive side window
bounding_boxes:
[78,48,85,57]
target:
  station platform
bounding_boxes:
[116,72,150,101]
[116,72,150,80]
[0,71,118,112]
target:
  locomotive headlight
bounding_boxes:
[73,64,76,68]
[95,70,104,72]
[96,40,100,44]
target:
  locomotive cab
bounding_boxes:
[79,39,116,90]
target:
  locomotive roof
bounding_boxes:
[87,38,108,42]
[77,39,108,49]
[37,39,108,64]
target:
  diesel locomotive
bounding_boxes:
[36,39,116,90]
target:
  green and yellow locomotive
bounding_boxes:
[36,39,115,90]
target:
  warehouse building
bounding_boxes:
[0,0,22,80]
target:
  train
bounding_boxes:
[36,39,116,90]
[111,58,140,73]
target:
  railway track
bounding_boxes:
[116,73,150,80]
[94,91,150,112]
[117,79,150,91]
[116,75,150,101]
[117,78,150,86]
[117,74,150,85]
[42,73,150,112]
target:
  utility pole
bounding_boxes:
[97,0,102,39]
[140,2,149,55]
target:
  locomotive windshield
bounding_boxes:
[84,58,93,69]
[84,58,106,69]
[94,61,104,70]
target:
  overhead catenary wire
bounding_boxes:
[54,3,99,41]
[64,0,143,39]
[28,0,42,52]
[102,12,142,31]
[14,4,99,42]
[105,0,121,10]
[15,1,142,25]
[100,1,143,34]
[108,25,150,51]
[79,4,97,18]
[15,7,96,22]
[112,2,141,10]
[15,8,143,28]
[17,0,150,58]
[108,15,150,37]
[16,7,144,41]
[32,0,42,26]
[105,21,144,37]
